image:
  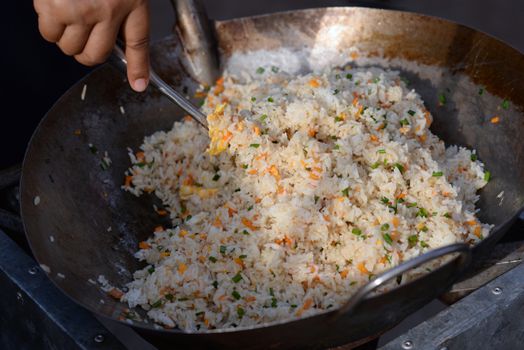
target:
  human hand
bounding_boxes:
[34,0,150,92]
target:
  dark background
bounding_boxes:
[2,0,523,169]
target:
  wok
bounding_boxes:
[20,1,524,348]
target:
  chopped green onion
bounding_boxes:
[420,241,430,248]
[341,187,350,197]
[346,73,353,80]
[195,311,205,316]
[373,77,380,83]
[232,273,242,283]
[406,202,417,208]
[242,164,248,169]
[400,118,410,126]
[333,89,340,95]
[147,267,155,274]
[151,300,163,308]
[208,256,217,263]
[352,228,362,236]
[416,208,429,218]
[260,114,268,122]
[377,149,386,154]
[381,197,390,204]
[381,223,390,231]
[438,93,447,106]
[443,212,452,219]
[247,205,253,211]
[471,154,478,161]
[237,307,245,318]
[232,291,241,300]
[408,235,419,248]
[165,293,174,302]
[334,116,343,122]
[271,66,279,73]
[370,162,380,169]
[212,281,218,288]
[290,304,298,308]
[212,174,220,181]
[407,110,416,116]
[256,67,265,74]
[432,171,443,177]
[484,171,491,182]
[314,195,320,204]
[100,159,110,170]
[251,97,256,102]
[249,144,260,148]
[220,245,227,254]
[393,163,405,174]
[242,230,250,235]
[333,144,340,150]
[478,87,484,95]
[269,288,275,296]
[335,74,341,80]
[501,99,510,110]
[88,144,98,154]
[267,97,274,102]
[420,226,429,232]
[239,254,247,259]
[271,298,277,308]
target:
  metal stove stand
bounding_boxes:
[1,165,523,349]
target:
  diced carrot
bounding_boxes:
[418,134,427,143]
[183,175,194,186]
[255,197,262,203]
[139,241,151,249]
[490,116,500,124]
[227,206,238,217]
[124,175,133,187]
[309,78,320,88]
[395,193,406,200]
[424,111,432,127]
[213,84,225,96]
[156,209,168,216]
[244,295,257,302]
[303,298,314,310]
[236,121,244,131]
[204,318,210,327]
[178,263,188,274]
[350,52,359,60]
[241,217,259,231]
[340,269,349,279]
[255,152,268,160]
[309,173,320,180]
[198,256,206,263]
[466,220,477,226]
[136,151,145,162]
[108,288,124,299]
[234,257,245,268]
[73,129,81,136]
[379,256,388,265]
[277,185,285,194]
[392,216,400,228]
[323,214,330,222]
[213,216,223,228]
[248,169,258,175]
[154,226,164,232]
[184,115,193,122]
[216,76,224,85]
[253,126,261,136]
[352,96,359,107]
[370,135,379,142]
[474,225,482,238]
[179,229,188,237]
[283,235,293,247]
[218,295,227,301]
[357,262,370,274]
[194,91,207,98]
[355,105,364,119]
[308,129,317,137]
[160,251,170,258]
[268,165,280,180]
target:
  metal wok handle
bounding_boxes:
[335,243,472,317]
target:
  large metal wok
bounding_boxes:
[20,1,524,348]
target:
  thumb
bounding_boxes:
[122,2,150,92]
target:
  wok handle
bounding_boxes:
[170,0,219,86]
[334,243,471,317]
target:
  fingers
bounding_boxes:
[57,24,93,56]
[37,16,66,43]
[122,1,150,92]
[75,21,119,66]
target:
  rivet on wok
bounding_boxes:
[94,334,105,343]
[402,340,413,349]
[28,266,38,275]
[492,286,503,295]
